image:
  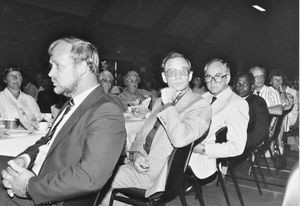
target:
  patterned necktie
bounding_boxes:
[143,94,183,154]
[211,96,217,105]
[46,98,74,142]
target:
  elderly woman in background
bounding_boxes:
[98,70,125,112]
[0,67,41,129]
[118,70,150,110]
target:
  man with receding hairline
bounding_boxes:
[100,52,211,206]
[189,59,249,179]
[0,37,126,206]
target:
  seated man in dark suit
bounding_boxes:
[234,72,269,153]
[0,37,126,206]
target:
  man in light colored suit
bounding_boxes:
[189,59,249,179]
[0,37,126,206]
[100,52,211,205]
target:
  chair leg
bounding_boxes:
[178,186,188,206]
[249,158,263,194]
[253,155,268,189]
[260,150,272,175]
[268,146,279,173]
[109,190,116,206]
[217,171,231,206]
[193,179,205,206]
[229,167,244,206]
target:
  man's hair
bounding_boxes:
[161,51,192,71]
[237,72,255,86]
[268,69,287,84]
[248,66,266,76]
[48,37,99,74]
[204,59,231,75]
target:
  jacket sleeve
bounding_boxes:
[157,98,211,148]
[246,97,269,148]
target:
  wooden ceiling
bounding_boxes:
[0,0,298,78]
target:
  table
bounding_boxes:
[0,118,145,157]
[0,129,44,157]
[124,118,145,151]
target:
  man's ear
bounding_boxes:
[188,71,193,82]
[78,61,88,76]
[226,74,231,84]
[161,72,167,83]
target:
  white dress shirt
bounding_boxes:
[253,85,281,107]
[30,85,99,174]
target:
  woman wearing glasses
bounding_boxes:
[98,70,125,112]
[118,70,151,110]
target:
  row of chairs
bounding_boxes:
[67,112,288,206]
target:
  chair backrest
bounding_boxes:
[268,112,288,142]
[150,131,208,202]
[154,142,194,202]
[215,127,228,143]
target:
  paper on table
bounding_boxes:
[141,97,151,109]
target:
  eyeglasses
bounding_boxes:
[7,74,22,79]
[128,79,139,83]
[254,75,265,80]
[100,79,113,83]
[204,74,228,83]
[165,68,189,77]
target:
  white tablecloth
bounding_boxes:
[125,118,145,151]
[0,129,45,157]
[0,118,145,157]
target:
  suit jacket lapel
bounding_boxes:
[45,85,105,159]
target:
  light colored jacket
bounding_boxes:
[189,87,249,179]
[130,88,211,196]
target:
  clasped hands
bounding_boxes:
[1,157,35,198]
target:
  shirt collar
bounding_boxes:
[72,84,100,106]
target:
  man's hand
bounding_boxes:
[1,156,29,197]
[2,160,35,198]
[160,87,177,105]
[133,153,150,173]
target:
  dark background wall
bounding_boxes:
[0,0,298,87]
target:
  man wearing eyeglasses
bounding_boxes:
[99,52,211,205]
[189,59,249,179]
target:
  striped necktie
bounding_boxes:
[143,94,184,154]
[46,98,74,142]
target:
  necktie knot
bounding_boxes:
[64,98,74,115]
[211,96,217,105]
[256,91,260,96]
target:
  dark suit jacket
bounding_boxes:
[22,86,126,205]
[245,94,269,148]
